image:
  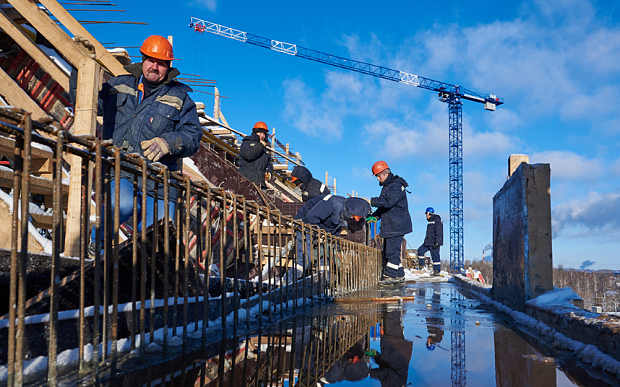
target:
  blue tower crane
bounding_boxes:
[189,18,504,273]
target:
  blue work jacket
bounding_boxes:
[371,173,413,238]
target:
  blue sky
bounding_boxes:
[81,0,620,270]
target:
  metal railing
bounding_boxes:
[0,108,381,386]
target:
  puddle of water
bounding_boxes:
[110,282,618,387]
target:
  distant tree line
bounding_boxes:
[441,259,620,313]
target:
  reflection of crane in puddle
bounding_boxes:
[451,287,466,386]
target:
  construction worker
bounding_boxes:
[366,161,412,286]
[291,165,330,202]
[238,121,273,188]
[73,35,202,257]
[426,283,444,350]
[293,194,370,279]
[417,207,443,275]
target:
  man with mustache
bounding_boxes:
[75,35,202,257]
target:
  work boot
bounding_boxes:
[432,270,441,277]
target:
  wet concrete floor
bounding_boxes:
[114,281,619,387]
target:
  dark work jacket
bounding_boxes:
[292,166,329,201]
[295,194,370,235]
[72,63,203,200]
[371,173,413,238]
[238,133,273,185]
[423,214,444,246]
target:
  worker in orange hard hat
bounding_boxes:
[238,121,274,188]
[69,34,202,258]
[367,161,412,285]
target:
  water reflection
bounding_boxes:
[110,283,618,387]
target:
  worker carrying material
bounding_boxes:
[71,35,203,258]
[293,194,370,280]
[291,165,330,202]
[417,207,443,275]
[238,121,273,188]
[367,161,412,286]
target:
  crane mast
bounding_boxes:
[189,17,504,273]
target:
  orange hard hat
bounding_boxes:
[372,160,389,176]
[253,121,269,132]
[140,35,174,61]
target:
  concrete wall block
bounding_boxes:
[492,163,553,312]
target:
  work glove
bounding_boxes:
[433,243,439,249]
[365,349,378,358]
[260,140,268,147]
[366,216,377,223]
[141,137,170,162]
[264,172,272,181]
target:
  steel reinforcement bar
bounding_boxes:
[0,107,381,386]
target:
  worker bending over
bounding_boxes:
[291,165,330,202]
[367,161,412,286]
[417,207,443,276]
[238,121,273,188]
[293,194,370,280]
[74,35,202,257]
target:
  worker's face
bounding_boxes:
[256,131,266,142]
[426,213,431,220]
[376,171,389,183]
[142,56,169,82]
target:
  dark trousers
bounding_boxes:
[418,245,441,271]
[383,236,404,278]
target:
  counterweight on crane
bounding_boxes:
[189,17,504,273]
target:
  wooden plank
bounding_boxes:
[0,167,68,196]
[6,0,88,68]
[64,57,101,257]
[0,67,50,121]
[0,135,54,160]
[0,8,70,91]
[38,0,128,76]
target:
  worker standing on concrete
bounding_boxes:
[417,207,443,275]
[73,35,202,257]
[293,194,370,279]
[291,165,330,202]
[366,161,412,286]
[238,121,273,188]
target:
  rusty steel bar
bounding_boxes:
[130,175,138,353]
[163,168,170,358]
[243,199,250,331]
[276,210,283,319]
[193,191,202,335]
[220,192,227,339]
[149,180,159,346]
[91,140,102,381]
[255,202,263,320]
[140,159,148,361]
[266,206,272,323]
[232,193,239,337]
[110,149,122,377]
[183,177,191,353]
[7,116,24,387]
[78,149,90,372]
[47,127,63,386]
[173,191,181,339]
[101,158,111,362]
[202,184,212,340]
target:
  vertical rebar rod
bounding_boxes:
[110,150,121,377]
[266,206,272,322]
[150,181,159,345]
[140,160,148,361]
[220,192,228,339]
[91,141,102,381]
[277,211,283,319]
[232,193,239,337]
[255,202,263,321]
[173,190,181,338]
[79,151,90,372]
[8,119,23,387]
[202,185,211,341]
[163,168,170,358]
[183,177,191,354]
[130,175,138,353]
[47,127,62,386]
[194,191,202,334]
[243,199,250,331]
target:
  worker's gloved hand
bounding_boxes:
[141,137,170,162]
[260,140,268,147]
[265,172,272,181]
[365,349,378,358]
[433,243,439,248]
[366,216,377,223]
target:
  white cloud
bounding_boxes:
[189,0,217,11]
[530,150,602,180]
[281,78,344,139]
[612,158,620,176]
[552,191,620,238]
[486,109,524,132]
